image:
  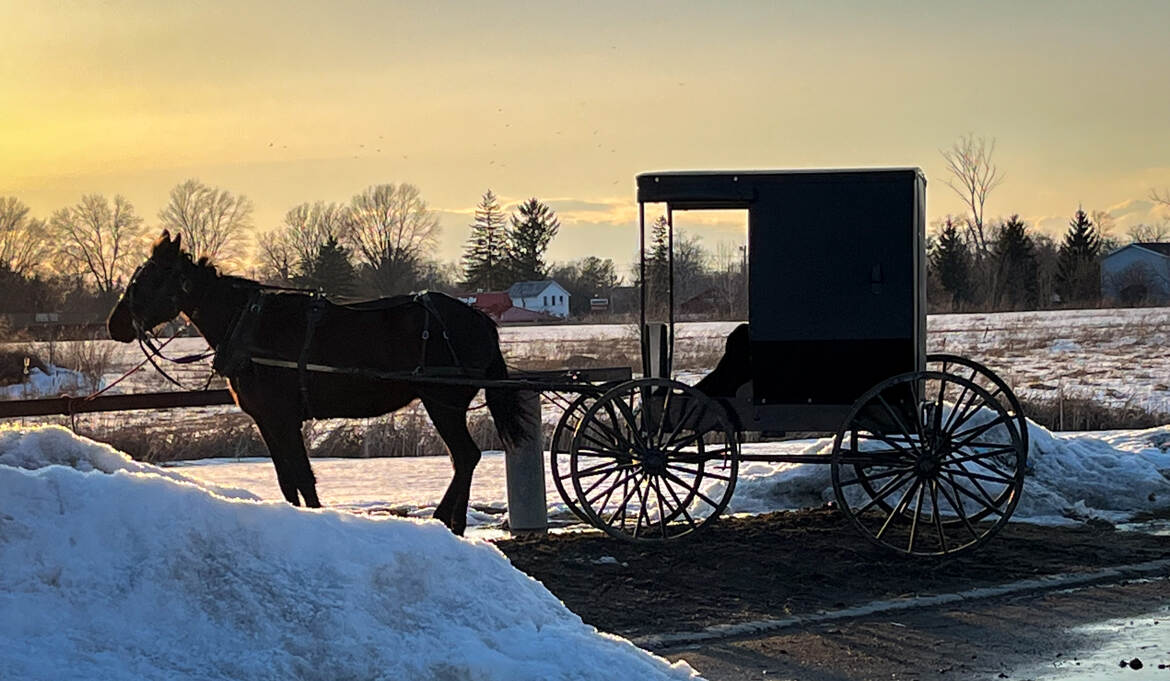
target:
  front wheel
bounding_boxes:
[569,378,740,541]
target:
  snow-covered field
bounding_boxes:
[0,426,699,681]
[171,420,1170,533]
[8,306,1170,411]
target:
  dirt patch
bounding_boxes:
[496,510,1169,639]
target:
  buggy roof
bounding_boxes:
[636,167,924,209]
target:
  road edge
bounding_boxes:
[633,558,1170,651]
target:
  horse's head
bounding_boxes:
[107,231,192,343]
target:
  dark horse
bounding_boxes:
[108,232,533,534]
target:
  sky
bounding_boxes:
[3,0,1170,274]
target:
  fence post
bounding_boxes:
[505,390,547,536]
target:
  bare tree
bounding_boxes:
[256,201,351,284]
[940,134,1004,256]
[1152,188,1170,210]
[347,183,440,295]
[1126,222,1170,243]
[0,197,52,275]
[158,179,253,265]
[50,194,146,293]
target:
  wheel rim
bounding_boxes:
[832,370,1026,556]
[549,393,597,523]
[569,378,739,540]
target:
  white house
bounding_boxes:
[1101,243,1170,304]
[508,280,570,318]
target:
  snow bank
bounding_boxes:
[728,422,1170,525]
[0,425,256,501]
[0,426,698,681]
[0,365,94,399]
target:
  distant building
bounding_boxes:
[507,280,570,318]
[1101,243,1170,304]
[458,292,514,319]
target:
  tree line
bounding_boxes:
[3,145,1168,325]
[0,181,626,321]
[928,134,1170,312]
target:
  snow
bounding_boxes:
[728,421,1170,526]
[170,420,1170,533]
[0,426,699,681]
[0,364,94,399]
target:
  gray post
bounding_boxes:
[505,390,547,536]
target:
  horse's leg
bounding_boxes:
[423,395,480,535]
[255,417,320,508]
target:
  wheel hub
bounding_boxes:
[641,448,667,475]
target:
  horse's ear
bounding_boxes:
[160,229,171,242]
[173,233,182,251]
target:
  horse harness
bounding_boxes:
[212,289,473,418]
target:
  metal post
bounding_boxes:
[505,390,547,536]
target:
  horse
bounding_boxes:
[107,231,535,535]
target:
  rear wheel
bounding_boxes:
[569,378,740,541]
[832,370,1026,556]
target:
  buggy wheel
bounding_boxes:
[832,370,1026,557]
[549,393,598,523]
[927,353,1029,462]
[569,378,739,541]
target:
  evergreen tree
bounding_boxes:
[462,190,508,291]
[930,218,972,310]
[989,215,1038,309]
[297,236,357,298]
[1056,208,1102,303]
[645,215,670,290]
[505,198,560,282]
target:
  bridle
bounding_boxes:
[124,259,217,388]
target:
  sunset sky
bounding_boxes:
[3,0,1169,271]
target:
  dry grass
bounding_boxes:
[1018,396,1170,432]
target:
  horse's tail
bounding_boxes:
[484,352,540,451]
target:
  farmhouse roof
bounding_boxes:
[1135,242,1170,257]
[507,280,561,298]
[1104,242,1170,259]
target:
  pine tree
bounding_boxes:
[462,190,508,291]
[505,198,560,282]
[930,218,972,310]
[989,215,1038,309]
[646,215,670,291]
[297,236,357,298]
[1056,208,1102,303]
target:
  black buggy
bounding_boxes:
[549,168,1028,557]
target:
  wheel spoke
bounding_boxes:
[612,396,650,451]
[941,465,1014,486]
[875,477,922,541]
[929,481,948,553]
[935,477,979,540]
[854,470,916,515]
[632,476,652,538]
[950,415,1012,448]
[604,472,644,526]
[944,446,1018,466]
[585,467,636,506]
[944,471,1005,516]
[658,475,698,531]
[662,469,722,510]
[838,466,911,487]
[573,461,623,479]
[853,431,918,460]
[662,396,702,449]
[877,394,919,451]
[667,462,729,481]
[907,482,926,553]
